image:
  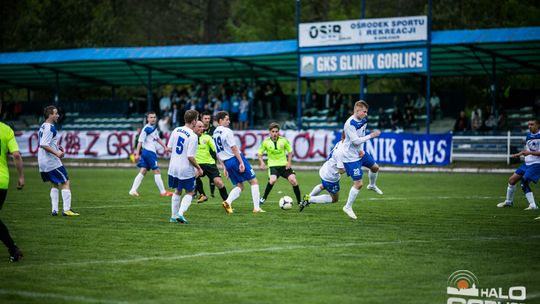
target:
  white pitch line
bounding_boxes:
[0,289,128,304]
[3,235,537,270]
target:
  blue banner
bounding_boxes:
[363,132,453,166]
[301,48,427,77]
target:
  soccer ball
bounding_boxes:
[279,196,294,210]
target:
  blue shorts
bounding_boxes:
[516,163,540,183]
[344,160,363,181]
[321,179,340,194]
[168,176,196,192]
[138,149,159,170]
[41,166,69,184]
[361,152,376,168]
[224,154,256,185]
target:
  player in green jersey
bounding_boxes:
[257,122,301,204]
[0,102,25,262]
[194,120,229,202]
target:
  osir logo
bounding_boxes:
[446,270,527,304]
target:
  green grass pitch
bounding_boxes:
[0,168,538,303]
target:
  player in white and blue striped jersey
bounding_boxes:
[498,119,540,210]
[38,106,78,216]
[341,101,381,219]
[212,111,264,214]
[129,111,172,197]
[167,110,203,224]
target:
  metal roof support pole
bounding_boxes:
[54,71,59,105]
[359,0,366,101]
[425,0,433,134]
[296,0,302,130]
[491,55,497,117]
[147,68,153,113]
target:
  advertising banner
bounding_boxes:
[299,15,427,47]
[301,48,427,77]
[15,130,452,165]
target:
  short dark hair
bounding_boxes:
[268,122,280,131]
[215,111,229,123]
[43,105,57,119]
[355,100,369,109]
[201,110,212,118]
[184,110,199,124]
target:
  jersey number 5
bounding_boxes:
[214,137,224,153]
[176,136,186,154]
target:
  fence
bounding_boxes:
[452,132,524,164]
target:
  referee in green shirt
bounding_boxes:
[257,122,301,204]
[0,104,25,262]
[194,120,229,203]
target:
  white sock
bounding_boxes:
[505,183,516,203]
[50,188,59,212]
[251,184,260,209]
[154,174,166,194]
[525,192,537,207]
[310,194,333,204]
[368,171,378,186]
[61,189,72,212]
[130,173,144,192]
[178,194,193,216]
[345,187,360,209]
[226,187,242,206]
[171,193,181,217]
[310,185,323,196]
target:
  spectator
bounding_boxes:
[158,115,171,133]
[390,106,403,130]
[471,107,483,131]
[403,108,416,129]
[159,95,171,115]
[414,94,426,114]
[377,107,391,130]
[231,92,241,129]
[169,102,182,128]
[239,93,249,130]
[454,110,470,132]
[430,92,441,119]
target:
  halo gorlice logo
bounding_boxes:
[447,270,527,304]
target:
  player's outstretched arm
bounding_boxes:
[12,151,24,190]
[40,144,63,158]
[257,153,266,170]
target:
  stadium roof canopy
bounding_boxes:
[0,26,539,89]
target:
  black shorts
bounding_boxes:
[200,164,221,180]
[269,166,295,179]
[0,189,7,210]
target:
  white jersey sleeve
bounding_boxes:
[319,142,344,183]
[37,123,63,172]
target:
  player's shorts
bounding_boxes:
[200,164,221,180]
[321,179,340,194]
[138,149,159,170]
[360,152,376,168]
[515,163,540,183]
[343,160,363,181]
[224,154,256,185]
[40,166,69,184]
[269,166,295,179]
[0,189,7,210]
[168,176,196,192]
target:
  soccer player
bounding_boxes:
[212,111,264,213]
[257,122,301,204]
[0,104,25,262]
[341,100,381,219]
[201,111,217,198]
[167,110,203,223]
[194,120,229,203]
[497,119,540,210]
[129,111,172,197]
[38,106,79,216]
[299,141,346,212]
